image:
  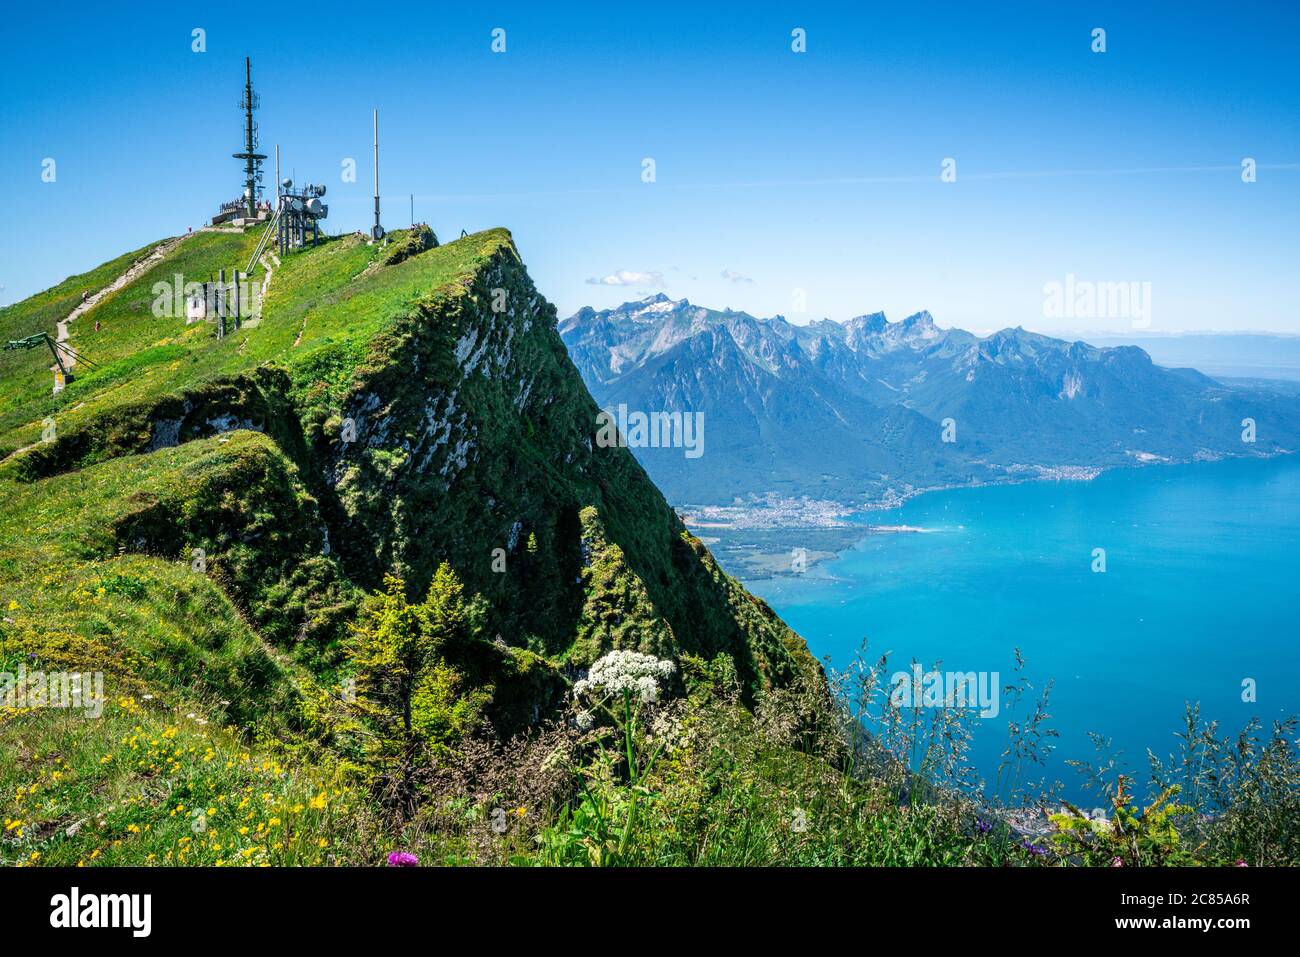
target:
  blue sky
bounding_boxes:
[1,0,1296,334]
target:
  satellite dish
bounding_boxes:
[371,224,386,241]
[281,178,293,189]
[317,184,327,196]
[290,198,303,212]
[305,198,324,217]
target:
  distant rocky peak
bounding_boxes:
[626,294,690,319]
[848,311,889,332]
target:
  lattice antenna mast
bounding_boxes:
[233,57,267,218]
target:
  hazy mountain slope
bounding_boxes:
[1085,333,1300,382]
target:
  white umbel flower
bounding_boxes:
[574,649,675,704]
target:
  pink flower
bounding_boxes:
[1110,856,1123,867]
[1235,859,1249,867]
[387,851,419,867]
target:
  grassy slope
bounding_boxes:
[0,692,367,867]
[0,226,486,456]
[0,224,827,865]
[0,228,518,863]
[0,225,512,689]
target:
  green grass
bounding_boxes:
[0,226,552,867]
[0,226,508,460]
[0,222,565,743]
[0,691,369,867]
[0,433,321,727]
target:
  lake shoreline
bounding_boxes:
[685,450,1297,579]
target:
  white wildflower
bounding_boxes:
[636,676,658,704]
[574,650,676,705]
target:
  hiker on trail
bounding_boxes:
[94,320,101,332]
[81,290,88,304]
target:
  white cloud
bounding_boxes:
[586,270,665,288]
[721,269,753,284]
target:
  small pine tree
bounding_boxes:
[345,564,488,816]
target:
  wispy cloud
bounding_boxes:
[586,270,665,288]
[721,269,753,284]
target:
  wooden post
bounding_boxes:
[215,277,225,340]
[232,270,241,327]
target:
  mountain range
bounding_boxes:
[559,295,1300,506]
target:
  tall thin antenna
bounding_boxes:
[372,109,384,241]
[275,144,281,211]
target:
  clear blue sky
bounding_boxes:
[2,0,1296,334]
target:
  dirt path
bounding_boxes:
[244,250,278,331]
[52,235,191,391]
[1,235,197,466]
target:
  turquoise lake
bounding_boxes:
[742,455,1300,804]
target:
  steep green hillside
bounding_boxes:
[0,225,816,737]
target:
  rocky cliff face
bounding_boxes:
[313,235,817,705]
